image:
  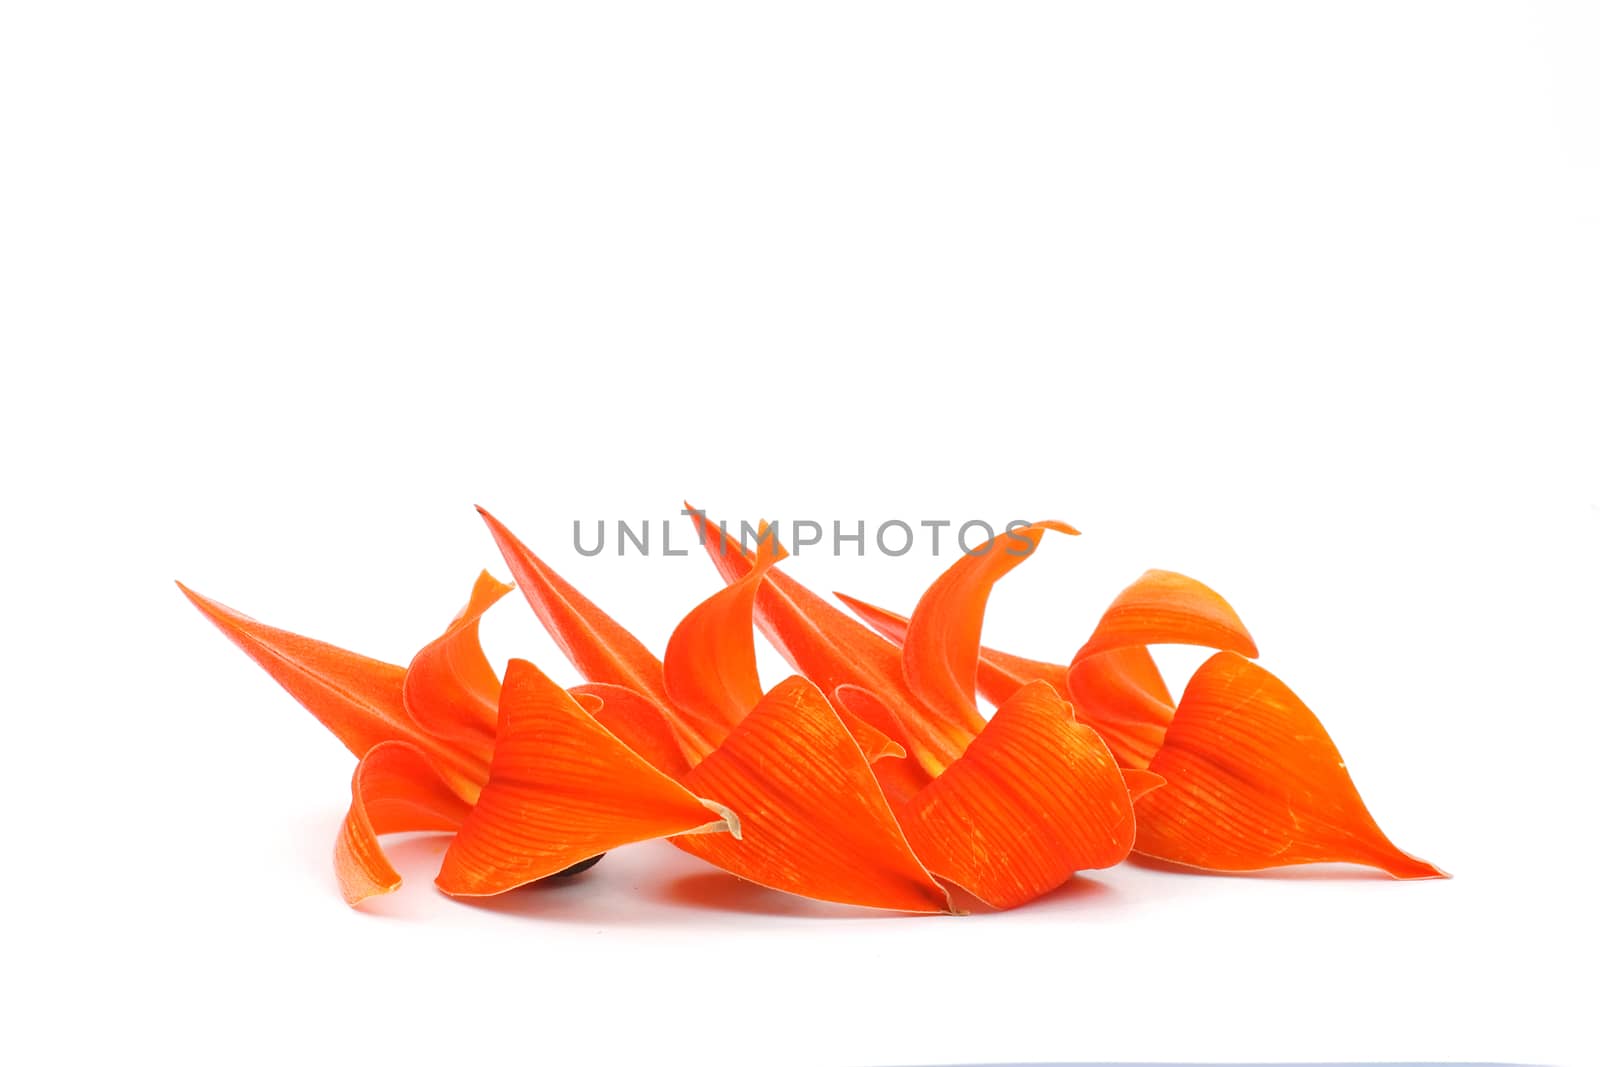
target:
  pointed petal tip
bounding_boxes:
[1378,851,1450,880]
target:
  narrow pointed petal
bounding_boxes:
[436,660,737,897]
[662,533,788,753]
[897,681,1137,910]
[334,741,471,907]
[838,590,1069,702]
[893,520,1077,771]
[478,507,716,761]
[688,507,942,779]
[402,571,513,754]
[830,694,907,764]
[1064,647,1176,770]
[1073,569,1258,664]
[900,520,1076,723]
[1135,652,1445,879]
[569,683,692,778]
[675,676,953,914]
[177,583,485,797]
[688,508,914,694]
[837,591,1176,770]
[831,685,935,803]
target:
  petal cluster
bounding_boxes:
[181,505,1444,914]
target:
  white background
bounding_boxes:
[3,3,1596,1065]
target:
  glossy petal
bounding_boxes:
[1073,569,1258,664]
[334,741,472,906]
[479,507,717,762]
[436,660,737,897]
[661,532,788,754]
[687,508,946,779]
[1135,652,1445,878]
[1066,648,1176,769]
[402,571,513,756]
[831,685,934,803]
[839,591,1177,769]
[177,582,485,798]
[900,520,1076,722]
[674,676,952,914]
[897,681,1137,910]
[569,682,692,778]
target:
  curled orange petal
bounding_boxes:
[479,507,717,763]
[1135,652,1445,879]
[570,682,692,779]
[839,591,1179,770]
[436,659,737,897]
[177,582,486,798]
[1073,569,1258,664]
[661,531,788,755]
[896,520,1076,770]
[1063,647,1175,770]
[674,676,952,914]
[402,571,513,756]
[897,680,1137,910]
[335,741,472,906]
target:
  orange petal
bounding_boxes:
[402,571,513,756]
[831,685,934,803]
[897,681,1137,910]
[897,521,1076,769]
[661,532,788,755]
[1064,648,1176,770]
[569,682,692,779]
[1073,569,1258,664]
[479,507,717,762]
[686,508,948,779]
[1135,652,1445,878]
[674,676,952,913]
[335,741,472,906]
[688,508,916,701]
[838,591,1175,770]
[829,690,907,764]
[837,590,1075,708]
[900,521,1076,719]
[436,659,737,897]
[177,582,485,798]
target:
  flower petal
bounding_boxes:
[674,676,952,914]
[479,507,717,762]
[899,520,1076,721]
[1073,569,1258,664]
[897,681,1137,910]
[569,682,692,778]
[402,571,513,755]
[828,689,907,764]
[687,508,957,778]
[839,591,1178,770]
[335,741,472,907]
[831,685,934,803]
[1135,652,1445,879]
[1064,648,1176,770]
[176,582,486,798]
[661,531,788,755]
[436,659,737,897]
[896,521,1076,768]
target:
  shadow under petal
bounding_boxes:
[658,870,932,920]
[1125,852,1427,881]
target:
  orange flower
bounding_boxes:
[834,565,1446,880]
[479,509,953,913]
[688,512,1155,909]
[178,574,736,906]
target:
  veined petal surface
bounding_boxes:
[1135,652,1445,879]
